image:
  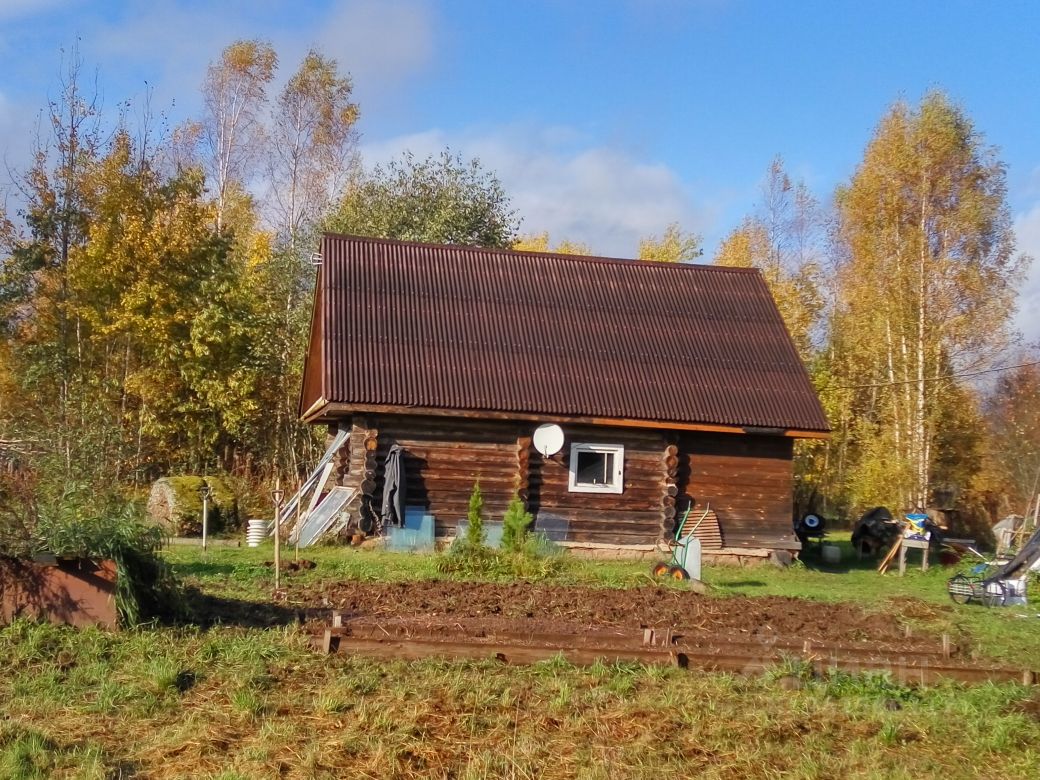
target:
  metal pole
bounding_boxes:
[272,479,284,591]
[201,484,212,553]
[295,476,302,563]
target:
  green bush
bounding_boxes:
[33,486,182,626]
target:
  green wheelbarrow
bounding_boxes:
[652,502,708,581]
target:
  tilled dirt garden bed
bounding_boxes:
[295,579,938,651]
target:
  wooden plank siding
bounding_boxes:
[677,432,798,550]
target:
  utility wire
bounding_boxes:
[837,359,1040,390]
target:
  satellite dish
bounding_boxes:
[532,424,565,457]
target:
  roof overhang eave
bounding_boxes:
[305,401,830,438]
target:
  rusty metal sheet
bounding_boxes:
[0,558,118,629]
[301,234,830,433]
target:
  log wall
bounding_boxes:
[372,416,522,537]
[530,425,666,545]
[677,432,797,550]
[338,415,798,550]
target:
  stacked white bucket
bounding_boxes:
[246,519,268,547]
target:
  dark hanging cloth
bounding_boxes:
[381,444,406,529]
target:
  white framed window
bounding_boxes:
[568,443,625,494]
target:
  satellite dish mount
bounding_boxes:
[532,424,565,458]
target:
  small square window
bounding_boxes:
[568,443,624,494]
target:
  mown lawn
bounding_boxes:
[0,536,1037,778]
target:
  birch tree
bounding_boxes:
[201,39,276,233]
[831,92,1024,509]
[0,48,102,476]
[268,50,359,250]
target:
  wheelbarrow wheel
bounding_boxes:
[668,565,690,581]
[946,574,974,605]
[651,561,671,578]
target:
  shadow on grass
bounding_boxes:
[798,539,890,574]
[177,586,326,629]
[172,561,246,578]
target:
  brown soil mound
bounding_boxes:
[298,580,924,647]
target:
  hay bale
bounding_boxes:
[147,476,239,537]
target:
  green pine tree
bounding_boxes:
[465,481,486,549]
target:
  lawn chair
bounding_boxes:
[652,501,708,581]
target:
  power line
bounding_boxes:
[838,359,1040,390]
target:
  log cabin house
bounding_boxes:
[299,233,829,561]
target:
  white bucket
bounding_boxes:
[246,519,268,548]
[821,544,842,565]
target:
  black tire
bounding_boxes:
[668,565,690,581]
[651,562,670,578]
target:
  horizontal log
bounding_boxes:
[683,464,792,479]
[540,493,666,508]
[716,520,792,532]
[381,429,519,445]
[681,434,793,456]
[565,530,660,544]
[696,501,791,516]
[683,459,792,473]
[381,414,521,431]
[534,509,663,525]
[383,440,520,454]
[665,444,678,457]
[563,426,667,445]
[532,501,664,516]
[396,467,519,480]
[690,477,789,489]
[537,471,667,487]
[664,484,679,497]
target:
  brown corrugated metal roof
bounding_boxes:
[301,233,830,433]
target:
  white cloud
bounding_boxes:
[74,0,436,132]
[362,124,713,257]
[1014,202,1040,343]
[317,0,436,91]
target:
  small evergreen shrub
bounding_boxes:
[501,496,533,553]
[464,481,486,549]
[438,485,566,580]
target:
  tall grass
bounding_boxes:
[1,484,181,626]
[1,620,1037,779]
